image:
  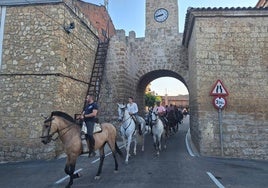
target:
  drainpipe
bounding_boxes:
[0,6,6,69]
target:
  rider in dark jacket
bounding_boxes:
[81,94,98,157]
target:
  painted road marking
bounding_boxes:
[55,168,83,184]
[207,172,225,188]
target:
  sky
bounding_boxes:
[84,0,258,96]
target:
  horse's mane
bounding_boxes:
[51,111,76,123]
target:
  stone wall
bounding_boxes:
[0,2,99,161]
[187,9,268,160]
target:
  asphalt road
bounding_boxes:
[1,116,267,188]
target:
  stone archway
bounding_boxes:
[136,70,188,111]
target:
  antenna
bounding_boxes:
[104,0,109,11]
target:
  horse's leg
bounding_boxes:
[162,132,167,149]
[125,135,132,164]
[133,137,137,155]
[140,123,145,152]
[155,134,161,156]
[95,146,105,180]
[109,141,120,173]
[158,134,162,151]
[107,138,122,173]
[175,122,179,132]
[141,134,145,152]
[153,134,157,151]
[64,158,78,188]
[122,136,127,152]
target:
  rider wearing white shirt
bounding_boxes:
[127,97,142,135]
[127,98,138,115]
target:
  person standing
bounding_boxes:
[80,94,98,157]
[127,96,142,135]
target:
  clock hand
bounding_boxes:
[156,13,164,17]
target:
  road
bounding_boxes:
[0,116,267,188]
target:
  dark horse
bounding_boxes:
[40,111,123,188]
[166,107,179,135]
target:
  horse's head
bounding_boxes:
[41,111,78,146]
[117,103,126,121]
[151,109,159,123]
[40,115,57,144]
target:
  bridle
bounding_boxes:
[40,116,74,141]
[151,111,159,125]
[118,106,133,131]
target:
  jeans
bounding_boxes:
[85,120,95,150]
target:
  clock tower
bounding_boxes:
[145,0,179,38]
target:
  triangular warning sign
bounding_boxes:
[210,80,229,96]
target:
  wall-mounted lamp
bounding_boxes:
[64,22,75,34]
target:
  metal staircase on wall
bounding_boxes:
[86,40,109,103]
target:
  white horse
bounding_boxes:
[151,109,166,156]
[117,103,147,164]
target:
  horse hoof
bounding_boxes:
[114,170,119,173]
[94,175,101,180]
[74,172,82,179]
[125,161,128,165]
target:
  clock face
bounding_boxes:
[154,8,169,22]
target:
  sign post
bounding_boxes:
[210,80,228,157]
[218,107,223,156]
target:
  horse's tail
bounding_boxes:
[115,141,123,157]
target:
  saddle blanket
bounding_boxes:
[81,122,102,134]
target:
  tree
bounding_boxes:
[155,96,162,103]
[144,93,157,108]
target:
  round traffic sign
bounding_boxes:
[213,96,227,109]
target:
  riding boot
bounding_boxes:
[87,135,96,158]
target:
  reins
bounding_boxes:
[151,112,161,126]
[119,108,134,131]
[40,117,75,141]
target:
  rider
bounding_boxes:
[80,94,98,158]
[127,96,142,135]
[153,101,168,127]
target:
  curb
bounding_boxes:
[186,128,200,157]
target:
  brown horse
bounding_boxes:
[40,111,123,188]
